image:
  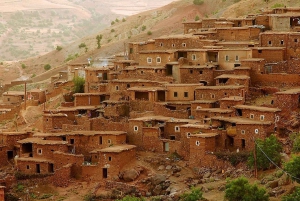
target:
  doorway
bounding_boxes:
[103,168,108,178]
[164,142,169,152]
[36,164,41,173]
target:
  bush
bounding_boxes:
[282,187,300,201]
[284,155,300,183]
[21,63,26,69]
[111,21,115,25]
[195,15,200,21]
[44,64,51,71]
[215,151,250,166]
[179,187,203,201]
[72,76,85,93]
[193,0,204,5]
[56,45,62,51]
[111,29,115,32]
[147,31,152,35]
[225,177,269,201]
[78,43,86,48]
[116,195,145,201]
[122,18,126,22]
[248,134,282,170]
[271,3,285,8]
[141,25,146,31]
[290,132,300,153]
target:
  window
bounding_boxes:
[225,55,229,61]
[235,55,239,61]
[196,141,200,146]
[159,42,163,47]
[295,38,298,42]
[147,57,152,63]
[27,165,30,169]
[190,69,193,74]
[108,139,111,144]
[130,48,133,53]
[186,132,191,138]
[184,92,188,98]
[258,50,262,53]
[260,115,264,121]
[211,94,215,99]
[199,71,203,74]
[108,156,112,161]
[70,139,74,144]
[276,116,280,121]
[170,135,176,140]
[7,98,10,102]
[192,54,196,60]
[140,71,144,74]
[94,155,98,159]
[250,114,254,119]
[126,84,130,88]
[134,126,138,131]
[241,130,245,134]
[268,41,272,45]
[37,149,42,155]
[200,94,204,99]
[174,92,178,97]
[99,136,103,145]
[255,129,259,134]
[156,57,161,63]
[182,43,186,47]
[175,126,180,132]
[115,86,119,91]
[280,40,284,45]
[172,44,175,47]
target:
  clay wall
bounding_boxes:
[154,37,205,50]
[234,108,278,122]
[86,83,108,93]
[74,95,101,107]
[194,109,233,120]
[153,103,189,119]
[130,100,154,112]
[138,52,176,66]
[195,87,245,100]
[220,99,245,109]
[1,133,30,149]
[252,48,286,63]
[251,74,300,87]
[90,118,129,132]
[183,22,203,34]
[217,27,261,41]
[142,127,163,152]
[17,160,51,174]
[43,116,73,132]
[128,120,144,149]
[31,143,69,159]
[165,85,199,102]
[218,49,252,70]
[180,67,214,85]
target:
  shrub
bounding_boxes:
[56,45,62,51]
[179,187,203,201]
[195,15,200,21]
[141,25,146,31]
[248,134,282,170]
[282,187,300,201]
[115,18,119,22]
[96,34,102,49]
[44,64,51,71]
[122,18,126,22]
[225,177,269,201]
[78,43,86,48]
[21,63,26,69]
[111,21,115,25]
[271,3,285,8]
[193,0,204,5]
[72,76,85,93]
[116,195,145,201]
[284,155,300,183]
[147,31,152,35]
[111,29,115,32]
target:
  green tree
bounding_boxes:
[122,18,126,22]
[141,25,146,31]
[78,43,86,49]
[72,76,85,93]
[195,15,200,21]
[96,34,102,49]
[282,187,300,201]
[111,21,115,25]
[44,64,51,70]
[225,177,269,201]
[56,45,62,51]
[21,63,26,69]
[284,155,300,183]
[147,31,152,35]
[115,18,119,22]
[116,195,145,201]
[248,134,282,170]
[290,132,300,153]
[193,0,204,5]
[180,187,203,201]
[111,29,115,32]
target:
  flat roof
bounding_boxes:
[191,100,218,104]
[196,85,245,90]
[220,96,244,101]
[155,34,200,40]
[127,87,166,91]
[33,131,126,137]
[233,105,281,112]
[211,116,272,125]
[129,115,200,123]
[139,50,176,54]
[180,124,211,129]
[215,74,250,79]
[190,133,219,138]
[196,108,233,113]
[90,144,136,153]
[1,132,29,136]
[125,66,165,70]
[73,93,106,96]
[17,157,53,163]
[17,138,69,145]
[180,64,216,69]
[276,88,300,94]
[2,91,25,96]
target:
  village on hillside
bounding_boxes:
[1,5,300,200]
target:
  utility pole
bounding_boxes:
[24,81,27,109]
[254,140,257,178]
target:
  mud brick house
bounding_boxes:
[26,88,46,104]
[84,67,110,92]
[195,85,247,101]
[165,83,202,102]
[193,108,233,120]
[83,144,136,180]
[211,116,274,151]
[73,93,108,107]
[2,91,25,105]
[113,60,135,71]
[127,86,166,102]
[0,132,32,163]
[217,49,252,70]
[189,133,219,167]
[179,64,216,85]
[154,35,207,50]
[102,100,130,118]
[215,74,250,87]
[138,50,178,66]
[251,47,286,63]
[219,96,244,109]
[183,21,203,34]
[43,113,73,132]
[128,40,155,61]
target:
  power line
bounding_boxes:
[254,140,300,182]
